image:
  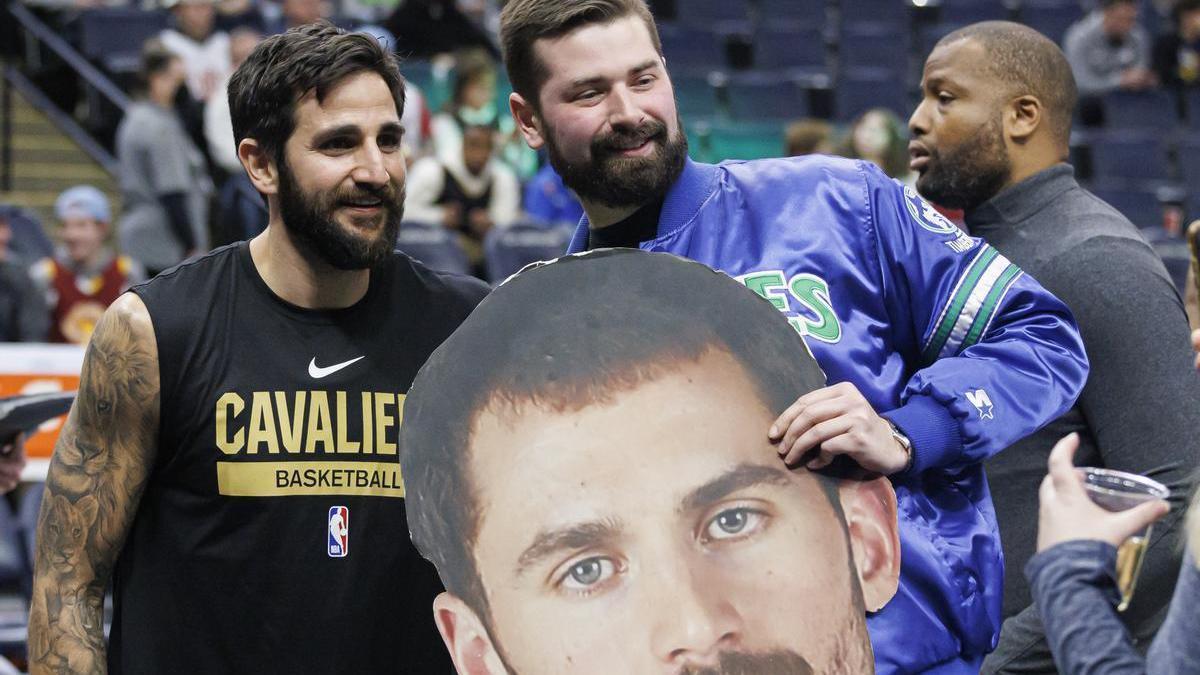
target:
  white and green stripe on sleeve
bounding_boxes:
[921,245,1023,365]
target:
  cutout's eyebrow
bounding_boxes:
[566,59,660,90]
[515,517,623,578]
[678,463,794,514]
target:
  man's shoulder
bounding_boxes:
[131,243,242,297]
[717,154,869,195]
[388,251,489,309]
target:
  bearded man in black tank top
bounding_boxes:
[29,23,488,674]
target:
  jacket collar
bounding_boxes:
[567,158,721,253]
[964,163,1078,229]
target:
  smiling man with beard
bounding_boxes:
[495,2,1092,673]
[401,250,900,675]
[28,22,488,674]
[909,22,1200,674]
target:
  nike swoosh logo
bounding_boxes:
[308,356,366,379]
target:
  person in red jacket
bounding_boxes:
[31,186,145,344]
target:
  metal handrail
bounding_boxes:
[7,1,131,113]
[3,66,119,175]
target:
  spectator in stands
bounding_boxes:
[407,123,519,259]
[116,40,211,277]
[0,205,53,266]
[523,161,583,228]
[30,186,145,345]
[1027,432,1195,674]
[840,108,915,186]
[205,26,263,177]
[1153,0,1200,90]
[383,0,499,59]
[1065,0,1157,97]
[0,212,48,342]
[909,21,1200,674]
[161,0,232,103]
[262,0,331,35]
[432,48,537,178]
[784,118,835,157]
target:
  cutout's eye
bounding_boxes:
[559,556,617,592]
[702,507,767,543]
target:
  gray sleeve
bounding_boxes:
[1147,551,1200,675]
[143,117,196,196]
[1065,26,1123,94]
[1027,540,1146,674]
[1044,240,1200,638]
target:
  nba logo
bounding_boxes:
[328,506,349,558]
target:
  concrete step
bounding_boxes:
[9,135,80,151]
[13,162,110,180]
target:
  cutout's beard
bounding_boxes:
[277,159,404,270]
[678,650,815,675]
[545,115,688,209]
[915,115,1011,212]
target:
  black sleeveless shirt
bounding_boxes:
[116,241,488,673]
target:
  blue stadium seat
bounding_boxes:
[1187,89,1200,131]
[690,120,785,161]
[1151,239,1192,296]
[1101,90,1181,131]
[725,73,810,120]
[835,67,912,122]
[758,0,827,19]
[1179,136,1200,186]
[1089,131,1171,182]
[395,222,472,275]
[754,25,826,72]
[838,22,910,71]
[1019,1,1084,44]
[483,224,572,284]
[673,72,721,119]
[939,0,1010,25]
[676,0,750,24]
[1089,181,1164,229]
[839,0,911,25]
[78,8,169,74]
[659,24,727,71]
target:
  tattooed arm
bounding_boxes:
[28,293,160,675]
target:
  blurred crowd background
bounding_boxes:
[0,0,1197,346]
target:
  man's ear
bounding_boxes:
[239,138,279,196]
[509,92,545,150]
[1006,94,1042,144]
[433,592,508,675]
[838,476,900,612]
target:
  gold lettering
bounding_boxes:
[216,392,245,455]
[360,392,373,455]
[247,391,279,454]
[335,391,360,454]
[375,392,396,455]
[275,391,305,454]
[306,391,334,454]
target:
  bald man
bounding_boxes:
[910,21,1200,674]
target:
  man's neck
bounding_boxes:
[249,214,370,310]
[582,200,643,230]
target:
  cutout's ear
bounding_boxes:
[509,92,545,150]
[838,476,901,612]
[433,592,508,675]
[1006,94,1043,144]
[238,137,279,196]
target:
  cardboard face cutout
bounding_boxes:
[400,249,899,675]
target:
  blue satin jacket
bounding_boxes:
[566,156,1089,674]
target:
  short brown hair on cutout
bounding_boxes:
[500,0,662,108]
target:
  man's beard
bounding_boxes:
[544,114,688,209]
[276,158,404,270]
[915,115,1011,211]
[678,650,815,675]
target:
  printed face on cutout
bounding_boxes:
[438,347,897,674]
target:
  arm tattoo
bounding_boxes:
[28,296,159,675]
